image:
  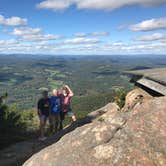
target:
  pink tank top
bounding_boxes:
[60,94,71,112]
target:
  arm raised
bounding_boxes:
[65,85,74,97]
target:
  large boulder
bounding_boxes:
[23,95,166,166]
[122,88,153,112]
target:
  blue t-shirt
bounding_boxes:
[50,96,61,114]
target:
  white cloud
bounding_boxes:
[0,41,52,54]
[9,27,62,42]
[0,15,27,26]
[74,32,87,37]
[10,27,42,36]
[90,31,109,36]
[73,31,109,37]
[36,0,166,11]
[21,34,60,42]
[64,37,101,44]
[36,0,71,11]
[133,33,166,41]
[1,40,166,55]
[0,39,18,46]
[130,18,166,31]
[1,34,166,55]
[122,42,166,52]
[38,41,166,54]
[117,25,126,31]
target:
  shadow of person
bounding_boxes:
[0,105,108,166]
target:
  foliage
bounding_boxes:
[98,117,105,122]
[114,88,127,109]
[1,104,37,132]
[0,95,37,149]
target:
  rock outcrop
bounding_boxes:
[0,102,119,166]
[122,88,153,112]
[23,88,166,166]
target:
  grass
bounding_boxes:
[49,80,64,89]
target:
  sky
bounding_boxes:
[0,0,166,55]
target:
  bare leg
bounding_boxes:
[71,115,76,122]
[60,120,63,130]
[59,112,64,130]
[39,116,46,138]
[49,115,54,133]
[54,115,60,132]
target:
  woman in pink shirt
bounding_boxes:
[59,85,76,129]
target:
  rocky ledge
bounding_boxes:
[23,88,166,166]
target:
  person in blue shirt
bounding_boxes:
[50,89,61,133]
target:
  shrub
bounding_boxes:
[0,94,37,149]
[114,88,127,109]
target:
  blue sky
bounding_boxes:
[0,0,166,55]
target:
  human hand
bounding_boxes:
[64,85,69,88]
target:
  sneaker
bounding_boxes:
[38,136,47,141]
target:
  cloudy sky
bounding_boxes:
[0,0,166,55]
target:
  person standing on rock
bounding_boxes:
[59,85,76,129]
[37,90,51,141]
[50,89,61,133]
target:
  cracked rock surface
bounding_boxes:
[23,89,166,166]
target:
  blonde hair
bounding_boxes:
[52,89,58,94]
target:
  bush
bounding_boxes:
[0,104,36,132]
[114,88,127,109]
[0,94,37,149]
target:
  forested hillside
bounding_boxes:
[1,55,166,110]
[0,55,166,149]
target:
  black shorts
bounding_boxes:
[60,109,74,121]
[38,110,49,118]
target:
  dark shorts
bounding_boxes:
[60,109,75,121]
[50,109,60,115]
[38,109,49,117]
[38,114,49,123]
